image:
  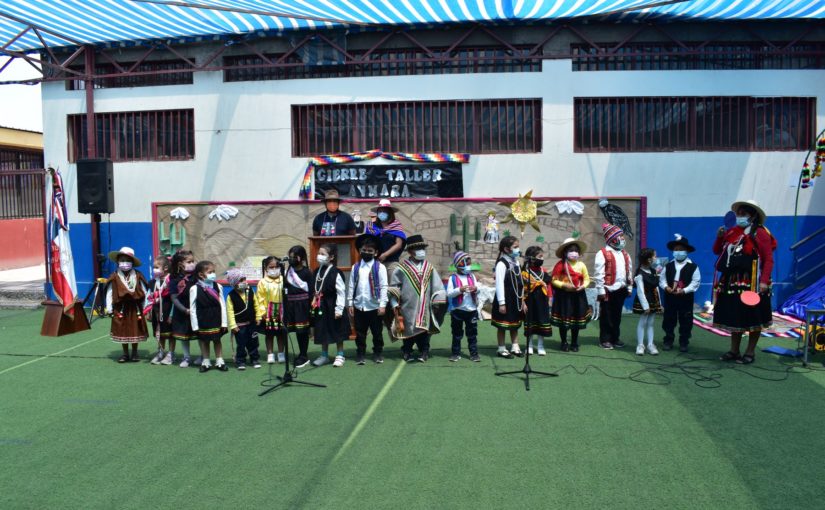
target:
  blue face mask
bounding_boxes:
[736,216,751,228]
[459,266,471,275]
[377,212,389,222]
[612,240,626,251]
[510,248,521,258]
[205,272,217,282]
[673,251,688,262]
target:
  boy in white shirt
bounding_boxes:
[347,235,388,364]
[659,234,701,352]
[446,251,480,362]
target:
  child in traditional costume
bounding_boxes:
[169,250,197,367]
[522,246,553,356]
[593,224,633,350]
[106,247,149,362]
[225,268,260,370]
[660,235,701,353]
[347,235,388,365]
[491,236,524,358]
[284,245,313,368]
[147,255,174,365]
[446,251,480,362]
[550,238,591,352]
[189,260,228,372]
[388,235,446,362]
[255,256,286,364]
[632,248,662,356]
[311,244,350,367]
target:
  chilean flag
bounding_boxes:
[47,169,77,315]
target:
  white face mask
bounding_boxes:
[317,254,329,266]
[184,262,195,273]
[118,262,133,272]
[205,272,217,282]
[152,268,163,278]
[414,249,426,260]
[237,282,248,291]
[266,268,281,278]
[567,251,580,261]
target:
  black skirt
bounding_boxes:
[713,269,772,332]
[550,289,591,330]
[523,289,552,337]
[285,294,311,332]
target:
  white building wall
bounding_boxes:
[42,59,825,225]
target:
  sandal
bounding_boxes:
[719,351,741,362]
[129,354,140,362]
[117,354,129,363]
[736,354,755,365]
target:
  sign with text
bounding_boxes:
[314,163,463,199]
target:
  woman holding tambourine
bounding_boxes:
[713,199,776,365]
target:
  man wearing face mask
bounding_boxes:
[387,235,446,362]
[311,189,356,237]
[593,224,633,349]
[659,234,701,352]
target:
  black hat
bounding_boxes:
[356,233,380,251]
[406,234,427,250]
[666,234,695,253]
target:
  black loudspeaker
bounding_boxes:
[77,158,114,214]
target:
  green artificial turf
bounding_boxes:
[1,307,824,509]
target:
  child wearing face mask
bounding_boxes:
[446,251,480,362]
[105,247,149,363]
[660,235,701,353]
[311,244,350,367]
[492,236,526,358]
[189,260,228,372]
[593,224,633,350]
[147,256,174,365]
[169,249,198,367]
[388,235,446,362]
[347,235,388,365]
[256,256,286,364]
[284,245,313,368]
[225,268,260,370]
[550,238,591,353]
[632,248,663,356]
[522,246,553,356]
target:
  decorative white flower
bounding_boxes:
[170,207,189,220]
[208,204,239,222]
[555,200,584,215]
[674,233,683,241]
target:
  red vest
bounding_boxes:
[601,248,632,286]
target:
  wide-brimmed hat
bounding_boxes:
[666,233,696,253]
[555,238,587,259]
[371,198,398,213]
[731,199,766,225]
[322,189,343,202]
[355,233,380,251]
[406,234,427,250]
[108,246,141,267]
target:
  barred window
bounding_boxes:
[66,59,193,90]
[68,109,195,162]
[572,42,825,71]
[292,99,542,157]
[574,96,816,152]
[225,46,540,82]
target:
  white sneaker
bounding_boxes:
[267,353,275,364]
[160,352,174,365]
[635,344,645,356]
[150,351,164,365]
[537,342,546,356]
[179,357,190,368]
[333,355,345,367]
[313,356,330,367]
[253,361,262,369]
[277,352,286,363]
[510,344,522,356]
[647,344,659,356]
[527,340,534,355]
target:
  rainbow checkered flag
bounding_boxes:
[47,168,77,315]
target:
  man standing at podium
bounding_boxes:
[312,189,356,237]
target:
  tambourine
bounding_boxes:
[740,291,760,307]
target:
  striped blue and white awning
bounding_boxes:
[0,0,823,53]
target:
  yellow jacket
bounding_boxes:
[254,276,283,322]
[551,260,591,289]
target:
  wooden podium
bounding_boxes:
[308,235,358,274]
[40,300,91,337]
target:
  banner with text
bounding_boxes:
[314,163,463,199]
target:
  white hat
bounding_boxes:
[731,199,766,225]
[108,246,141,267]
[555,238,587,259]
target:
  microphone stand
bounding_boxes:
[495,259,558,391]
[259,258,326,396]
